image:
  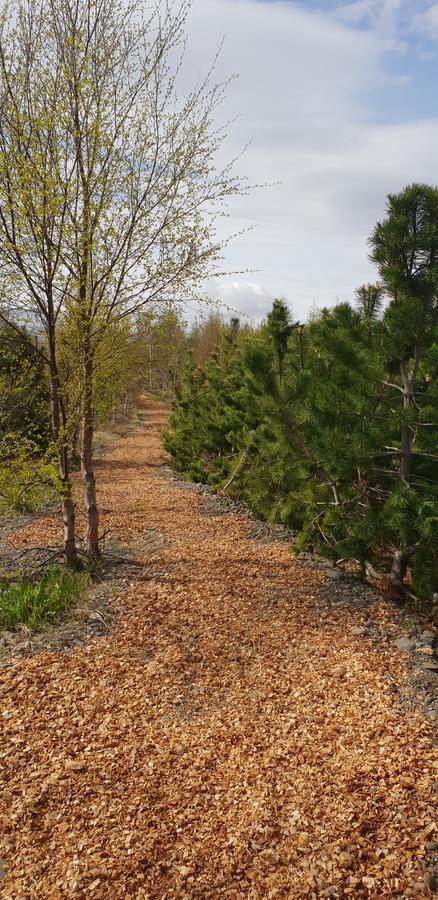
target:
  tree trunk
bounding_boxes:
[389,548,405,590]
[399,363,414,487]
[148,342,153,390]
[278,349,285,384]
[72,71,100,558]
[71,419,80,467]
[47,323,77,566]
[81,347,99,557]
[398,343,420,487]
[392,344,421,585]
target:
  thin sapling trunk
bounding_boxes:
[81,347,99,557]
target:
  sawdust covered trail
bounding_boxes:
[0,401,436,898]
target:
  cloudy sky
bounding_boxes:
[182,0,438,322]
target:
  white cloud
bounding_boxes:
[179,0,438,320]
[414,2,438,37]
[336,0,424,40]
[206,279,275,323]
[336,0,377,24]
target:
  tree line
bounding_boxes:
[0,302,223,515]
[165,184,438,607]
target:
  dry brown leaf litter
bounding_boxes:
[1,402,437,899]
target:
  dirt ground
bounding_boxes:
[0,401,437,899]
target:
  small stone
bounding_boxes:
[326,570,343,581]
[420,631,436,647]
[351,626,366,637]
[423,870,438,894]
[323,889,337,897]
[425,842,438,852]
[423,662,438,672]
[338,851,354,869]
[394,637,415,652]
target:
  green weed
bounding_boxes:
[0,566,84,631]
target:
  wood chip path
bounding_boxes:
[1,402,437,898]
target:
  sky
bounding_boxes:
[180,0,438,323]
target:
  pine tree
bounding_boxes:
[164,187,438,606]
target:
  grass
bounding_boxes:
[0,566,84,631]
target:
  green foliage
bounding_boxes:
[0,324,49,446]
[134,306,188,396]
[0,566,84,630]
[267,298,296,381]
[355,283,385,321]
[57,311,143,448]
[370,182,438,304]
[164,249,438,604]
[163,319,249,484]
[0,435,59,514]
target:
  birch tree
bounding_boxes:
[0,0,244,559]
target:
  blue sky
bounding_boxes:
[183,0,438,321]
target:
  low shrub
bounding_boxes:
[0,435,59,515]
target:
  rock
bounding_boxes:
[326,570,343,581]
[338,851,354,869]
[2,631,15,643]
[394,637,415,652]
[422,662,438,672]
[425,842,438,852]
[351,626,366,637]
[420,631,436,647]
[423,870,438,894]
[323,888,337,897]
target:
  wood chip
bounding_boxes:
[0,401,437,897]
